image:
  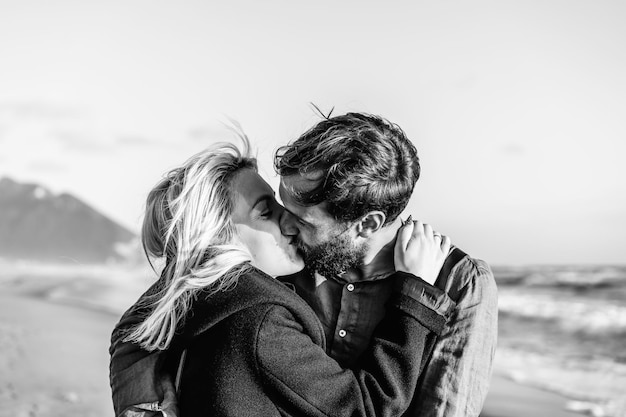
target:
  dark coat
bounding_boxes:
[109,268,454,417]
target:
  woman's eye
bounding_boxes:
[258,202,273,218]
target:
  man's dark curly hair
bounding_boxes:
[274,112,420,225]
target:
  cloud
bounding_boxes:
[115,135,166,147]
[0,101,81,121]
[187,124,235,143]
[500,143,525,156]
[117,136,155,146]
[454,73,478,91]
[52,130,113,153]
[27,159,68,173]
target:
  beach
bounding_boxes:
[0,291,114,417]
[482,377,586,417]
[0,264,623,417]
[0,263,148,417]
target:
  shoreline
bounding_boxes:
[482,374,593,417]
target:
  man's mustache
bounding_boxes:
[290,237,312,260]
[293,238,308,253]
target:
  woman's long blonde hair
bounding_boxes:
[124,133,257,351]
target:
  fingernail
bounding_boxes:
[405,215,413,225]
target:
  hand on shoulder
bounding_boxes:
[394,217,451,285]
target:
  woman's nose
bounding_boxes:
[279,210,299,237]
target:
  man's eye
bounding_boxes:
[260,210,273,218]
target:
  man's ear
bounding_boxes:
[356,211,387,238]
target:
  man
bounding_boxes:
[276,112,498,417]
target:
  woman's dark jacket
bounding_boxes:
[109,267,455,417]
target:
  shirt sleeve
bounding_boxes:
[410,258,499,417]
[255,285,456,417]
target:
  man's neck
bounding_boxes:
[341,218,402,282]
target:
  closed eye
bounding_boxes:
[252,196,274,219]
[284,208,311,228]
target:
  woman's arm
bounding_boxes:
[254,220,455,417]
[256,273,455,417]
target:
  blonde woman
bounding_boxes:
[109,133,455,417]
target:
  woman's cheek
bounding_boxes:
[236,222,302,275]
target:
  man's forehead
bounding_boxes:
[278,175,334,224]
[280,171,323,194]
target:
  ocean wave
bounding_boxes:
[498,291,626,333]
[495,348,626,417]
[493,266,626,289]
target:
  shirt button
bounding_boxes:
[347,284,355,292]
[338,329,347,338]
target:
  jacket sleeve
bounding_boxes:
[255,273,456,417]
[410,258,498,417]
[109,279,179,417]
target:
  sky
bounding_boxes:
[0,0,624,265]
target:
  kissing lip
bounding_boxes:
[292,238,304,251]
[288,238,306,257]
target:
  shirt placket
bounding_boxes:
[329,282,360,364]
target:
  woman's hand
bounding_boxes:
[394,218,452,285]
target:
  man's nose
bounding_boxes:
[279,210,299,237]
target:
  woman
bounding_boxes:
[109,133,454,417]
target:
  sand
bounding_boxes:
[481,376,585,417]
[0,263,147,417]
[0,291,118,417]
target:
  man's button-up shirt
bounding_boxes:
[309,273,395,365]
[280,250,498,417]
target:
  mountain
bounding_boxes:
[0,177,137,263]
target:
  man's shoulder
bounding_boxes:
[456,255,493,278]
[444,248,497,301]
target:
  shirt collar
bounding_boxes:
[324,263,395,284]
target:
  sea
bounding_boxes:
[493,264,626,416]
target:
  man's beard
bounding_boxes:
[297,231,368,278]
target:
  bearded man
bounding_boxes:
[276,112,498,417]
